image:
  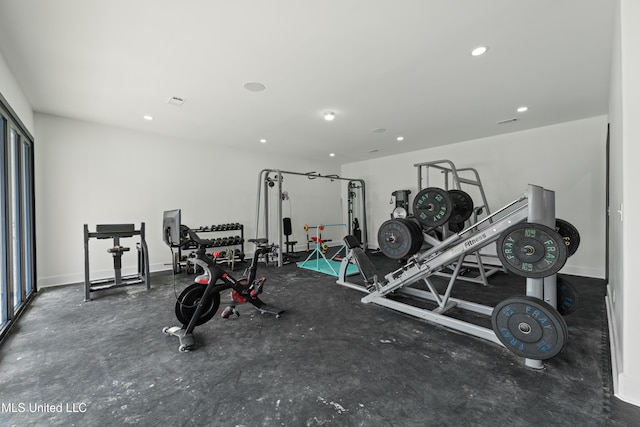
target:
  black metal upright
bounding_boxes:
[83,223,150,301]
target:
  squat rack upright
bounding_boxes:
[254,169,368,267]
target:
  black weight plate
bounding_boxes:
[448,222,465,233]
[497,222,568,278]
[492,295,568,360]
[448,189,474,224]
[413,187,453,227]
[557,277,578,316]
[175,283,220,326]
[378,219,422,260]
[405,218,425,256]
[555,218,581,257]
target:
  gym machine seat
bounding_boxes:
[283,218,298,254]
[83,223,150,301]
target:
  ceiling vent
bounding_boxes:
[167,96,186,106]
[497,117,518,125]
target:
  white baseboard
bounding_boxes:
[606,286,620,396]
[37,262,170,288]
[606,284,640,407]
[618,374,640,407]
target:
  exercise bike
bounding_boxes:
[163,227,284,352]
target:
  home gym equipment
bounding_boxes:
[304,223,331,252]
[390,190,411,218]
[162,210,283,352]
[83,223,150,301]
[414,159,500,286]
[447,189,474,231]
[415,159,491,219]
[377,218,424,260]
[172,222,246,273]
[556,276,578,315]
[496,222,568,278]
[298,223,358,277]
[283,217,297,254]
[348,181,364,243]
[337,184,576,367]
[255,169,367,267]
[555,218,581,257]
[413,187,453,227]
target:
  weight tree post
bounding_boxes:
[542,190,558,309]
[524,184,557,369]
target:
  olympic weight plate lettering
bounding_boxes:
[491,296,568,360]
[412,187,452,227]
[555,218,581,258]
[377,219,422,260]
[557,277,579,316]
[497,222,568,278]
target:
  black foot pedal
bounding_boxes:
[221,305,240,319]
[250,277,266,298]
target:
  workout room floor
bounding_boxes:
[1,252,639,426]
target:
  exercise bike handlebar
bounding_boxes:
[185,228,215,248]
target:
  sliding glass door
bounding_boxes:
[0,95,36,340]
[0,117,7,327]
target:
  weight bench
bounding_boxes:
[338,235,378,291]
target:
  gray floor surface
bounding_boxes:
[1,253,639,426]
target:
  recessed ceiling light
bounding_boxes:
[471,46,488,56]
[329,153,335,157]
[324,112,335,121]
[372,128,386,133]
[260,139,267,144]
[517,106,528,113]
[243,81,266,92]
[396,136,404,142]
[143,115,153,121]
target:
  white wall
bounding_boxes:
[0,50,33,134]
[34,113,346,286]
[342,115,608,278]
[607,0,640,407]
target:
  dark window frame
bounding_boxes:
[0,91,37,343]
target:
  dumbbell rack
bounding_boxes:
[173,223,245,273]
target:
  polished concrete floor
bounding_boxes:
[1,251,639,426]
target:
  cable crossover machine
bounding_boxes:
[254,169,368,267]
[338,184,579,368]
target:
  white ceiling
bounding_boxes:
[0,0,615,163]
